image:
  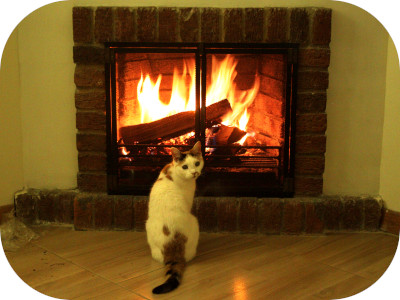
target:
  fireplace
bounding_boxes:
[12,5,386,235]
[74,6,330,197]
[105,43,297,196]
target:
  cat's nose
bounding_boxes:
[192,172,199,178]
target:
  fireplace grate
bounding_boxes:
[118,145,281,169]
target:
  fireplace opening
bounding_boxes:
[106,43,298,197]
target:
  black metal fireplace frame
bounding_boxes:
[105,42,298,197]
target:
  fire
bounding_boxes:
[121,147,130,155]
[136,59,196,124]
[131,54,259,134]
[236,133,249,146]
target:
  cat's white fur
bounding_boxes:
[146,142,204,263]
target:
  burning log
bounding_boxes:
[119,99,232,143]
[207,124,246,156]
[214,125,246,145]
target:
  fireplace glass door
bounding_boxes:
[106,43,297,196]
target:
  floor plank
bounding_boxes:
[310,274,374,299]
[5,243,83,288]
[3,225,398,300]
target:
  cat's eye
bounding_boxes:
[195,161,200,167]
[182,165,188,169]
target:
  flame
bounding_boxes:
[207,55,259,132]
[136,59,196,124]
[121,147,130,155]
[236,133,249,146]
[126,54,259,134]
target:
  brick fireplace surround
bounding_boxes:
[14,6,386,234]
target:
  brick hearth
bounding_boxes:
[15,189,384,234]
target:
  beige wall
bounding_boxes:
[323,2,388,196]
[0,0,399,210]
[17,1,78,191]
[0,31,24,206]
[380,37,400,212]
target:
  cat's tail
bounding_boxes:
[152,232,187,294]
[152,259,186,294]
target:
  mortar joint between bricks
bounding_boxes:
[108,7,115,42]
[297,65,329,72]
[197,8,202,42]
[155,8,160,42]
[300,44,331,51]
[362,198,366,231]
[176,8,182,42]
[278,198,284,234]
[241,8,246,42]
[307,7,316,47]
[219,8,225,42]
[76,108,106,114]
[256,198,263,234]
[262,8,269,42]
[74,41,94,47]
[285,8,291,42]
[89,6,96,43]
[132,8,138,42]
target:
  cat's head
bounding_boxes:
[170,141,204,180]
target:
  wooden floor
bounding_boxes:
[2,225,399,299]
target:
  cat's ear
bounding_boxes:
[191,141,202,156]
[171,147,182,161]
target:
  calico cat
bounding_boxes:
[145,141,204,294]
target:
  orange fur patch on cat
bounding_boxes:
[162,164,173,181]
[162,164,171,174]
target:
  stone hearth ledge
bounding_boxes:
[14,189,385,235]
